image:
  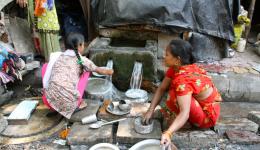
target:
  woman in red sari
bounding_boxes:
[143,39,222,147]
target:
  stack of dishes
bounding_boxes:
[125,89,148,102]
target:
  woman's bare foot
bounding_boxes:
[79,101,87,109]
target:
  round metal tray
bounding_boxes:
[106,102,130,116]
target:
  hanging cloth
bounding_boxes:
[35,0,47,17]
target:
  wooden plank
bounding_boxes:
[7,100,39,125]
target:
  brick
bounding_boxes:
[116,118,161,144]
[7,100,38,125]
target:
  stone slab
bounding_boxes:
[226,130,260,144]
[248,111,260,126]
[7,100,39,125]
[172,130,218,149]
[214,118,259,135]
[116,118,161,144]
[2,102,63,137]
[69,100,100,122]
[220,102,260,119]
[67,122,113,145]
[98,100,161,121]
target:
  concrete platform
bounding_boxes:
[67,122,113,146]
[116,118,161,144]
[69,100,100,122]
[214,118,259,135]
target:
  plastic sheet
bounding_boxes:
[91,0,235,41]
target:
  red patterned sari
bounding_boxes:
[161,64,222,128]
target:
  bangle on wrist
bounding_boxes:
[163,130,173,138]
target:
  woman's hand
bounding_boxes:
[161,130,172,148]
[142,108,154,125]
[16,0,28,8]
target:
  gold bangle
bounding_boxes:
[163,130,173,138]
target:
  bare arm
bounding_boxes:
[82,57,113,75]
[94,67,114,76]
[148,77,171,111]
[167,94,191,133]
[161,93,191,146]
[143,76,171,124]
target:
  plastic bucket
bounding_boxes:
[237,38,246,52]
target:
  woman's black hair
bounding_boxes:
[65,32,86,74]
[168,39,195,65]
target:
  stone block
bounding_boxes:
[99,28,157,41]
[69,100,100,122]
[189,130,218,148]
[214,118,259,135]
[7,100,39,125]
[210,72,260,103]
[220,102,260,119]
[116,118,161,144]
[172,130,218,149]
[248,111,260,126]
[67,122,113,145]
[226,130,260,144]
[223,73,260,103]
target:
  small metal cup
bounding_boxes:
[81,114,98,124]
